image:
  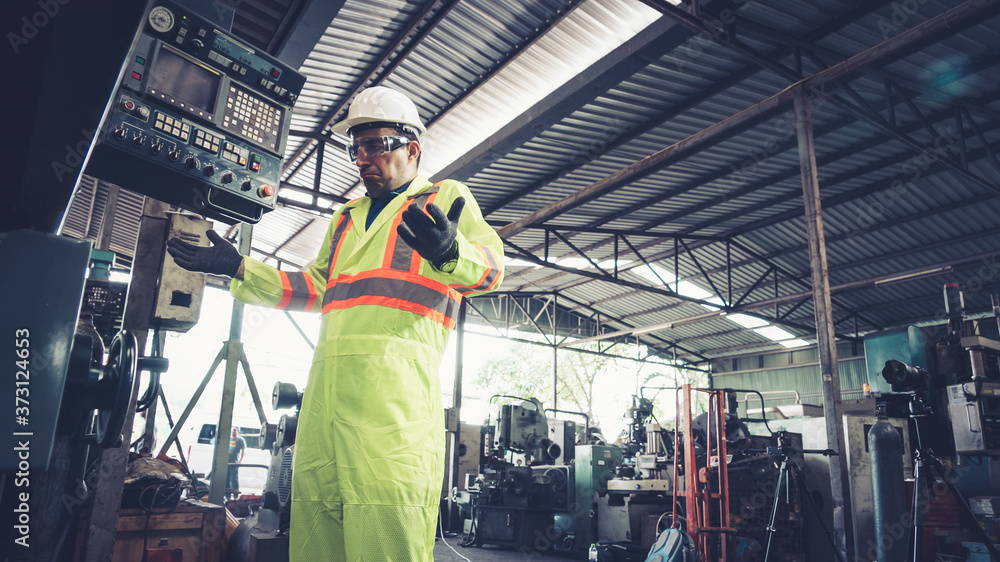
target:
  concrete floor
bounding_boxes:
[433,534,583,561]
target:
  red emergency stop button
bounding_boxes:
[123,100,135,111]
[258,185,274,198]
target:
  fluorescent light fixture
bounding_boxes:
[754,326,795,341]
[728,313,769,329]
[780,339,811,348]
[279,189,316,204]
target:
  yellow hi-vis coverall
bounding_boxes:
[230,175,503,561]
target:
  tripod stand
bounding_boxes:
[744,431,843,562]
[907,393,999,562]
[759,433,844,562]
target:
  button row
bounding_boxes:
[222,142,248,166]
[153,112,190,141]
[193,129,221,154]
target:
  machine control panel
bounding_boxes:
[85,1,305,224]
[948,381,1000,455]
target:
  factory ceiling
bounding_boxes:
[64,0,1000,367]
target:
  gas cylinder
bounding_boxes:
[868,403,907,562]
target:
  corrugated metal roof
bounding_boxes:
[61,0,1000,367]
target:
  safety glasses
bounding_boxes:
[346,135,412,162]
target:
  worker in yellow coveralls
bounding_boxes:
[166,86,504,561]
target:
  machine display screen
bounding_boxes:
[149,45,221,114]
[220,83,284,152]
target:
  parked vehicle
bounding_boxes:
[183,419,272,495]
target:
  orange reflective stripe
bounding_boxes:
[301,274,318,311]
[327,213,354,278]
[321,269,461,328]
[382,199,413,269]
[277,271,294,309]
[387,189,439,272]
[409,192,438,273]
[323,295,457,329]
[453,244,502,295]
[276,272,317,311]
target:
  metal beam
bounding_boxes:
[501,83,1000,295]
[282,0,460,178]
[269,0,347,69]
[497,0,998,240]
[432,15,692,184]
[473,290,711,362]
[480,0,890,223]
[647,0,1000,197]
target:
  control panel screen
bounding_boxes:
[149,45,221,114]
[220,83,284,152]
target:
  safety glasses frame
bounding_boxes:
[346,135,412,162]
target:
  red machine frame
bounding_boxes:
[671,384,735,560]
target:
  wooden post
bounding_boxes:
[794,87,854,562]
[84,198,169,561]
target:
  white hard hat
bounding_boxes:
[330,86,426,138]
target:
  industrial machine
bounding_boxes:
[227,381,301,562]
[0,231,170,561]
[85,0,306,224]
[603,386,813,561]
[862,283,1000,562]
[462,389,814,561]
[467,397,580,553]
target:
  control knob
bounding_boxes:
[220,171,235,184]
[131,134,145,148]
[203,164,215,176]
[186,39,204,55]
[168,149,181,162]
[113,127,127,141]
[183,156,199,170]
[240,179,252,192]
[150,142,162,155]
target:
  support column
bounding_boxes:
[448,303,466,491]
[208,223,252,506]
[551,294,558,411]
[444,302,467,531]
[794,87,854,562]
[85,197,169,562]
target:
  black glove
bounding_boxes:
[397,197,465,269]
[165,230,244,277]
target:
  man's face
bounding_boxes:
[352,127,420,198]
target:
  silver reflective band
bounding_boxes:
[347,135,412,162]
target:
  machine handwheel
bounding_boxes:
[94,331,137,448]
